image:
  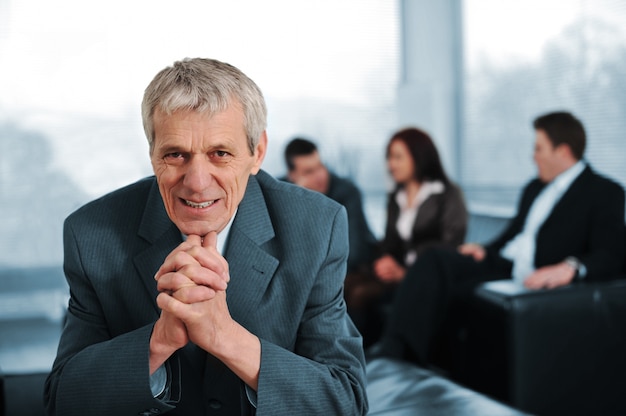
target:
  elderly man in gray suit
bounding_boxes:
[44,58,368,416]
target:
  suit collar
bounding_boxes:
[138,178,176,244]
[135,175,276,246]
[555,164,592,199]
[229,172,275,247]
[543,164,592,224]
[224,172,279,327]
[134,179,182,314]
[550,160,586,192]
[132,174,279,323]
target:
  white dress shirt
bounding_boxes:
[500,161,585,284]
[395,181,445,266]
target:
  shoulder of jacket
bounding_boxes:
[67,176,154,222]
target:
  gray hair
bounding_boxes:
[141,58,267,154]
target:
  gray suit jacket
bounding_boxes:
[44,170,368,415]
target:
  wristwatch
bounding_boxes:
[564,256,587,281]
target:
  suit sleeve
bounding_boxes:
[44,218,176,416]
[341,185,376,271]
[428,184,469,250]
[577,179,625,280]
[378,194,403,263]
[254,206,368,416]
[407,185,468,257]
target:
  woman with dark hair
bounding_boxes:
[345,127,468,346]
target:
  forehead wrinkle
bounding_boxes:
[154,107,249,155]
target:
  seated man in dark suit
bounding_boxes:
[44,58,368,415]
[372,111,625,366]
[282,137,377,273]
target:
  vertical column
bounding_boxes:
[396,0,463,180]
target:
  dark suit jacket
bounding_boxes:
[44,170,368,416]
[380,182,468,266]
[486,165,625,280]
[278,172,377,272]
[325,173,377,271]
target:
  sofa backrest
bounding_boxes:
[465,213,511,245]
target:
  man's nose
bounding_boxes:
[183,155,214,191]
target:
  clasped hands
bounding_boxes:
[373,254,406,283]
[151,232,233,363]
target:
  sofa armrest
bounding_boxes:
[468,278,626,416]
[475,278,626,307]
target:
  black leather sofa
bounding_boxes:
[460,277,626,416]
[366,357,526,415]
[442,215,626,416]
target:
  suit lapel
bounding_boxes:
[133,179,182,314]
[411,194,439,236]
[224,173,279,328]
[201,174,277,405]
[543,165,590,225]
[128,174,279,322]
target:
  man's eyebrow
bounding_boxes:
[156,144,186,154]
[209,139,236,149]
[155,139,237,154]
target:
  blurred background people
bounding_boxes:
[282,137,377,273]
[370,111,625,366]
[345,127,468,347]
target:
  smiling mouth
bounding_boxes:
[184,199,216,209]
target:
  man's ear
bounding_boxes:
[250,131,268,175]
[556,143,575,160]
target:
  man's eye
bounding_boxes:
[163,152,185,164]
[211,150,232,161]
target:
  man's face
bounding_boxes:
[533,129,562,183]
[150,106,266,236]
[288,151,329,194]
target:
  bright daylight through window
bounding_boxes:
[0,0,399,267]
[462,0,626,214]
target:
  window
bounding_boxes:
[0,0,399,267]
[462,0,626,215]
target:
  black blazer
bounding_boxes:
[380,182,468,266]
[486,165,625,281]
